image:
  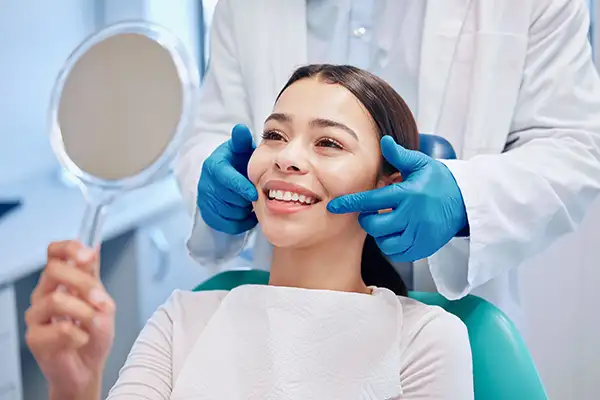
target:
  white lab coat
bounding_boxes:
[175,0,600,324]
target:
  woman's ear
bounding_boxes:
[376,172,402,188]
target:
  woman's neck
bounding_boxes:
[269,232,370,294]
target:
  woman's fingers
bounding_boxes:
[47,240,99,277]
[31,259,101,305]
[25,290,98,329]
[26,321,90,355]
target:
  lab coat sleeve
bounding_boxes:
[429,0,600,299]
[173,0,253,268]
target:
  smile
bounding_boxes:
[261,180,322,214]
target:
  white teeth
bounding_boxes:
[267,189,315,204]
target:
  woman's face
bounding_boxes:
[248,78,387,248]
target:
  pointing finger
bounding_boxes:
[327,184,406,214]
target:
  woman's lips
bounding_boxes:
[260,179,323,215]
[265,197,316,214]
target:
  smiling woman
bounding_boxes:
[30,64,473,400]
[249,64,419,296]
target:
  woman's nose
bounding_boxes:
[274,145,308,174]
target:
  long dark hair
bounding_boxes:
[275,64,419,296]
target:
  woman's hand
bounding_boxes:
[25,240,115,399]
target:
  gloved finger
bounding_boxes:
[230,124,256,154]
[214,199,254,221]
[204,157,258,202]
[377,225,418,262]
[381,135,430,176]
[376,233,412,259]
[358,210,408,238]
[235,212,259,234]
[327,184,406,214]
[200,204,257,235]
[201,186,253,221]
[217,185,255,208]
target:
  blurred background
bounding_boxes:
[0,1,598,399]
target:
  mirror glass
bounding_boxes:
[49,22,198,246]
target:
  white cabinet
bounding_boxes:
[0,384,18,400]
[0,285,22,400]
[135,205,212,326]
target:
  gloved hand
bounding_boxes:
[327,136,468,262]
[197,124,259,235]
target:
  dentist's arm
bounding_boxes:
[328,0,600,299]
[428,0,600,298]
[174,0,257,268]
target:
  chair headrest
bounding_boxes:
[419,134,457,160]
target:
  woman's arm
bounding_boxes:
[105,299,176,399]
[400,311,473,399]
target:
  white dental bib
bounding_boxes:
[170,285,404,399]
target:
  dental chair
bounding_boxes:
[192,134,548,399]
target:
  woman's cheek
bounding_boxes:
[323,167,378,199]
[247,150,266,186]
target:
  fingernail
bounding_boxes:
[92,316,101,329]
[89,288,109,308]
[77,248,95,263]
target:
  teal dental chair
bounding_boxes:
[192,134,548,399]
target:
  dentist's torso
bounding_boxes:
[219,0,533,325]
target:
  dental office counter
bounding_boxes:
[0,171,215,400]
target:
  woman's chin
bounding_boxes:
[261,222,315,249]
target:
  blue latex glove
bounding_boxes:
[197,124,259,235]
[327,136,469,262]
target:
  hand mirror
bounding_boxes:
[49,21,199,248]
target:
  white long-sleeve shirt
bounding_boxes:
[106,286,473,399]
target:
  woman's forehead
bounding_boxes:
[273,79,371,126]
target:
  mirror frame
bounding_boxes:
[48,20,199,191]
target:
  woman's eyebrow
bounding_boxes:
[265,113,291,124]
[310,118,358,141]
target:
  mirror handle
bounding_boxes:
[78,202,109,249]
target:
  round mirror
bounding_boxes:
[49,21,199,246]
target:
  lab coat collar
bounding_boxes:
[417,0,472,134]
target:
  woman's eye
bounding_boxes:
[261,130,285,141]
[317,138,343,149]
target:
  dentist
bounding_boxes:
[175,0,600,324]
